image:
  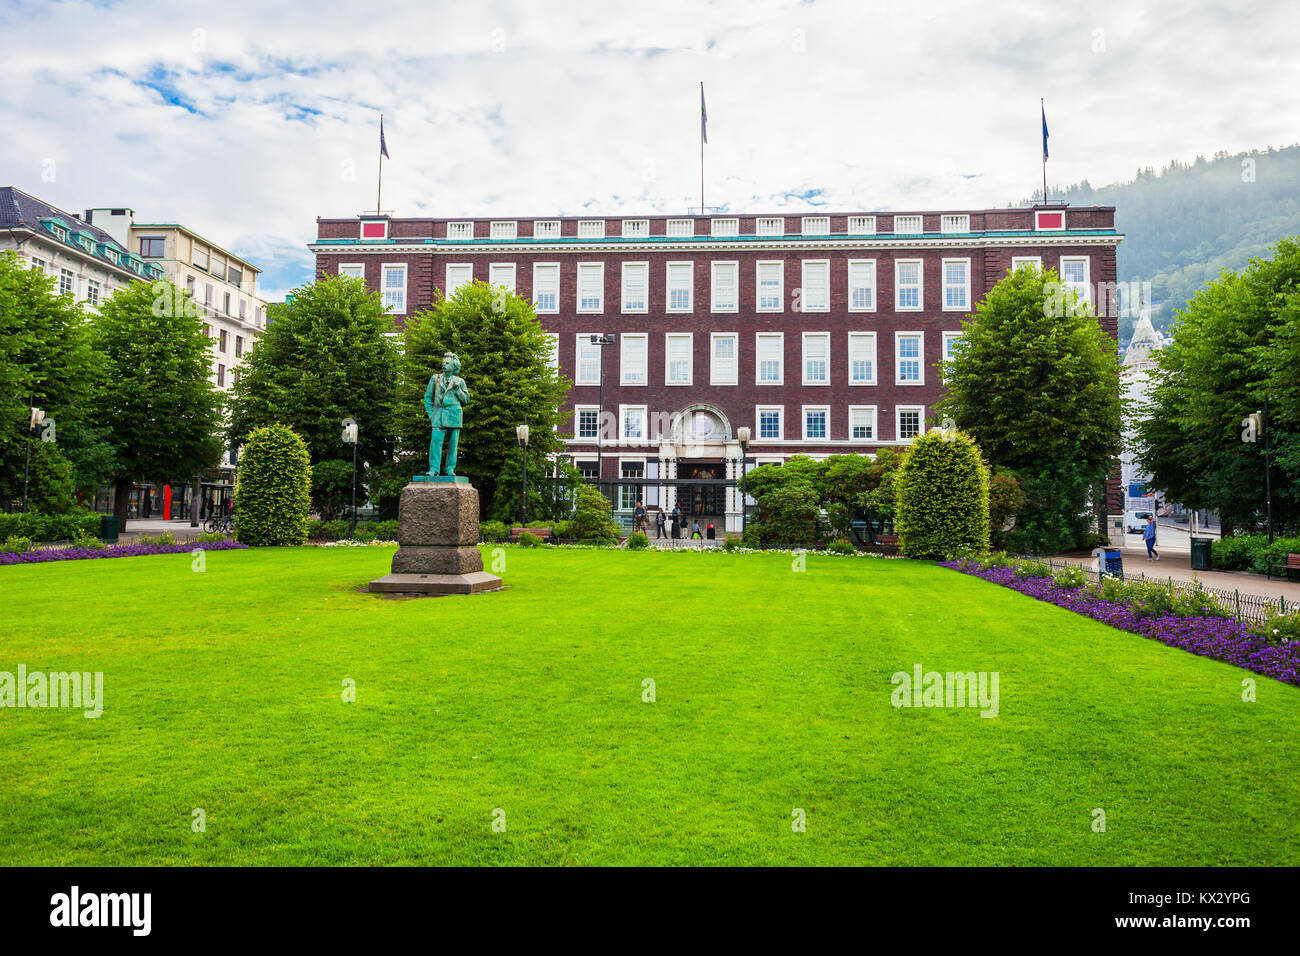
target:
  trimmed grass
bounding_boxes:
[1,545,1297,866]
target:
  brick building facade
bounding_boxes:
[310,207,1122,531]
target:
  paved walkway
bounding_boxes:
[1050,546,1300,602]
[119,518,224,544]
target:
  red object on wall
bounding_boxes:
[163,484,172,520]
[361,221,387,239]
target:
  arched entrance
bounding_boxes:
[666,404,733,529]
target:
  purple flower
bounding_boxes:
[0,541,250,565]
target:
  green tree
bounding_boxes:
[311,458,356,520]
[234,424,312,546]
[229,275,397,476]
[489,454,582,525]
[398,281,569,517]
[895,430,990,560]
[938,267,1122,553]
[88,280,223,525]
[1136,237,1300,533]
[567,484,620,544]
[0,251,110,508]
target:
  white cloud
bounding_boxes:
[1,0,1297,297]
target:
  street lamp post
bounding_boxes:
[737,426,751,542]
[516,424,530,529]
[590,334,615,500]
[341,417,359,533]
[1264,398,1274,545]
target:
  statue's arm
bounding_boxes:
[456,379,470,405]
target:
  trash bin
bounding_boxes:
[706,524,715,540]
[1190,537,1213,571]
[100,513,119,544]
[1101,547,1123,577]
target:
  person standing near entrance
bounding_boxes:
[1144,515,1160,561]
[671,505,681,539]
[633,501,647,534]
[655,510,666,539]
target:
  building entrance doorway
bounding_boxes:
[678,462,726,519]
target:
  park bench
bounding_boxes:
[510,527,554,542]
[1267,552,1300,581]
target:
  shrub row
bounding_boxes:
[0,510,102,543]
[1211,534,1300,574]
[307,519,399,542]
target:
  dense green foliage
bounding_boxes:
[895,430,990,560]
[745,451,906,544]
[234,424,312,546]
[0,252,116,509]
[311,458,356,520]
[938,267,1122,554]
[566,485,620,544]
[1210,533,1300,574]
[229,275,398,481]
[488,455,582,525]
[397,282,569,518]
[1022,145,1300,339]
[0,510,101,542]
[88,280,224,524]
[4,546,1300,865]
[1134,238,1300,533]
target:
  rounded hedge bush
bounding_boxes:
[234,424,312,546]
[895,429,990,560]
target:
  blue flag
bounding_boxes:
[700,82,707,145]
[380,115,390,159]
[1041,102,1048,161]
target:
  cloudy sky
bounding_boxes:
[2,0,1297,299]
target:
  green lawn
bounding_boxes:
[2,545,1297,866]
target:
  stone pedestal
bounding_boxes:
[369,480,503,596]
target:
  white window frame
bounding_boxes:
[619,404,648,442]
[710,332,738,386]
[847,331,877,386]
[618,457,646,510]
[577,262,605,313]
[574,404,600,440]
[755,405,784,441]
[620,333,648,386]
[800,259,830,313]
[710,260,739,313]
[801,216,830,236]
[622,219,649,238]
[848,405,877,443]
[666,219,695,238]
[896,405,926,441]
[532,263,560,313]
[755,217,784,236]
[756,260,784,313]
[895,331,924,386]
[941,257,971,312]
[534,220,561,239]
[666,261,693,313]
[621,261,649,313]
[1010,256,1042,272]
[711,218,739,237]
[941,331,963,383]
[444,263,473,298]
[664,332,693,386]
[338,262,365,279]
[578,220,606,238]
[848,259,877,312]
[755,332,784,386]
[488,262,516,291]
[895,259,923,311]
[490,221,517,240]
[893,215,923,235]
[575,334,601,386]
[447,221,474,240]
[847,216,876,234]
[802,405,830,441]
[940,214,970,234]
[381,263,407,314]
[802,331,831,386]
[1059,256,1091,305]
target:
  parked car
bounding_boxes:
[1124,510,1154,534]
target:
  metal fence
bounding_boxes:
[1029,556,1291,625]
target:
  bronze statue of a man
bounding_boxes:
[424,352,470,477]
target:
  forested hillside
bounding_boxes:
[1017,144,1300,339]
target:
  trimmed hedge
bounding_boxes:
[566,486,621,545]
[479,520,509,543]
[1211,534,1300,574]
[0,510,102,543]
[234,424,312,547]
[895,430,990,560]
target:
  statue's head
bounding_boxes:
[442,352,461,374]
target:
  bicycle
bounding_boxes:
[204,514,235,534]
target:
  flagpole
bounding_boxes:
[699,83,705,215]
[1040,98,1047,205]
[377,113,384,215]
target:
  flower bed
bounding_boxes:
[942,558,1300,688]
[0,540,249,566]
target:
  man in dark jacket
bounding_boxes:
[671,505,682,539]
[655,510,667,539]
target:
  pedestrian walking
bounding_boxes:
[691,520,703,540]
[1144,515,1160,561]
